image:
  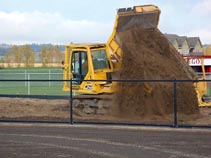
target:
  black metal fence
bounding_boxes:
[0,79,211,129]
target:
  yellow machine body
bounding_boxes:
[63,4,211,108]
[194,59,211,107]
[63,5,160,95]
[63,44,114,94]
[184,56,211,107]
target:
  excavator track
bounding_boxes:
[71,94,113,116]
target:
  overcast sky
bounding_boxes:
[0,0,211,44]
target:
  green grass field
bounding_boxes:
[1,67,211,96]
[0,67,68,95]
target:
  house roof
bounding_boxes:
[187,37,202,48]
[177,36,188,47]
[165,33,203,50]
[164,34,178,43]
[164,34,189,47]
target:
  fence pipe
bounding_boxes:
[49,70,51,87]
[25,70,27,87]
[173,80,177,128]
[70,79,73,125]
[27,74,30,95]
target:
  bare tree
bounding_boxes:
[0,57,5,68]
[5,46,17,67]
[54,45,63,64]
[20,45,35,67]
[48,45,55,65]
[13,45,22,67]
[40,45,49,67]
[39,45,64,67]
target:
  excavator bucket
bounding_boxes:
[116,5,160,32]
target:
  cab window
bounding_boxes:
[91,49,109,70]
[71,51,88,84]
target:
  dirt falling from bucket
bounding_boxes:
[111,28,199,118]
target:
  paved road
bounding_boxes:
[0,123,210,158]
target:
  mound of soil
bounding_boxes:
[112,28,199,118]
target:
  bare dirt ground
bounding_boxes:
[0,97,210,126]
[0,123,210,158]
[0,97,70,121]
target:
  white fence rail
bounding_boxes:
[0,69,63,95]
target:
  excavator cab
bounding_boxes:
[63,44,113,94]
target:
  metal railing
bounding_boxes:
[0,78,210,129]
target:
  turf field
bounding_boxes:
[0,67,67,95]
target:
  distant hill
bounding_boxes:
[0,44,12,55]
[29,43,65,53]
[0,44,65,56]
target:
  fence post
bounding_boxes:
[173,80,177,128]
[27,74,30,95]
[69,78,73,125]
[25,70,27,87]
[49,70,51,87]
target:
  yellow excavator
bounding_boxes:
[183,56,211,107]
[63,5,159,93]
[62,4,210,115]
[62,5,160,115]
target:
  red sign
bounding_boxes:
[188,58,201,65]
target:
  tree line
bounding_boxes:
[2,45,64,67]
[203,46,211,55]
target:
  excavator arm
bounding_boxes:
[106,5,160,70]
[106,5,160,93]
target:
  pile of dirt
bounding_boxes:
[0,98,70,120]
[112,28,199,118]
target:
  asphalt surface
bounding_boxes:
[0,123,210,158]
